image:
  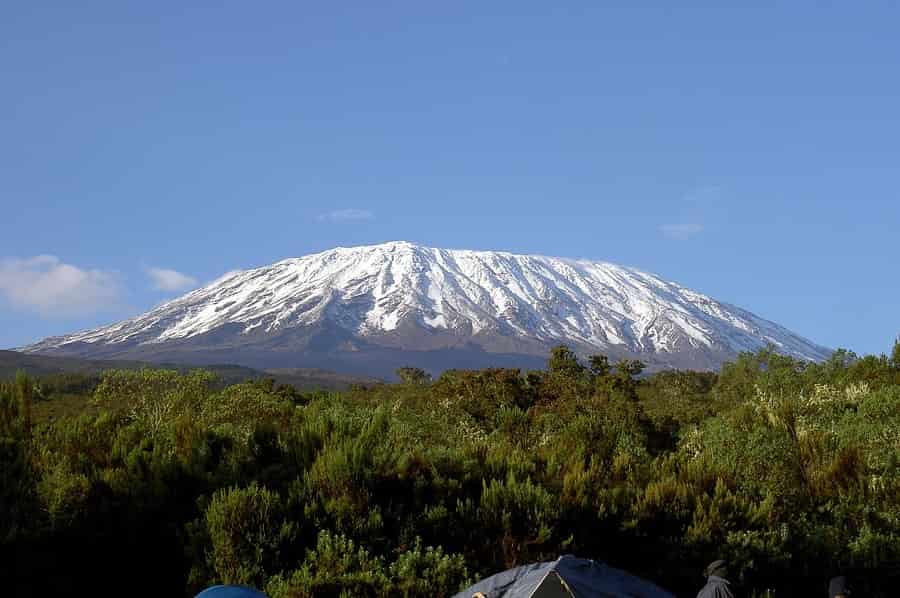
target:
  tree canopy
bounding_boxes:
[2,343,900,596]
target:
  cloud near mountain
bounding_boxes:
[147,267,197,292]
[0,255,121,316]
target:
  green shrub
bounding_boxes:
[6,346,900,597]
[204,483,296,587]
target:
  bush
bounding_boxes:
[204,483,296,587]
[5,346,900,596]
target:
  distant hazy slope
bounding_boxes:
[0,350,147,379]
[0,350,380,390]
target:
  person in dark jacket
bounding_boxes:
[828,576,852,598]
[696,560,735,598]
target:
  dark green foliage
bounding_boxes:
[432,368,535,418]
[544,345,590,400]
[0,373,36,543]
[264,531,470,598]
[463,473,557,568]
[588,354,611,377]
[639,369,718,427]
[203,483,297,587]
[395,367,432,385]
[2,344,900,596]
[606,359,646,401]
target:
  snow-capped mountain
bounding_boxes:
[23,241,830,375]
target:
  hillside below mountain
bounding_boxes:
[0,350,379,390]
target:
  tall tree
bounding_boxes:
[396,366,432,385]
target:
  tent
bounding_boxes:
[194,586,268,598]
[452,555,675,598]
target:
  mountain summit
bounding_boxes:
[23,241,830,375]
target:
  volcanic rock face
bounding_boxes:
[23,241,830,376]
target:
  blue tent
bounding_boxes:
[452,555,675,598]
[194,586,268,598]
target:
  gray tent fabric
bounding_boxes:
[452,555,675,598]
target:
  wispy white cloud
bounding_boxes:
[0,255,122,316]
[317,209,375,223]
[660,223,704,241]
[146,267,197,292]
[658,185,726,239]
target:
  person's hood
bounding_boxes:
[704,560,729,580]
[828,576,851,598]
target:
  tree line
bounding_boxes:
[2,342,900,596]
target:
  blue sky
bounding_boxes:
[2,2,898,356]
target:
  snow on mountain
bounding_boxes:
[23,241,830,372]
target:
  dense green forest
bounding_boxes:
[2,344,900,597]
